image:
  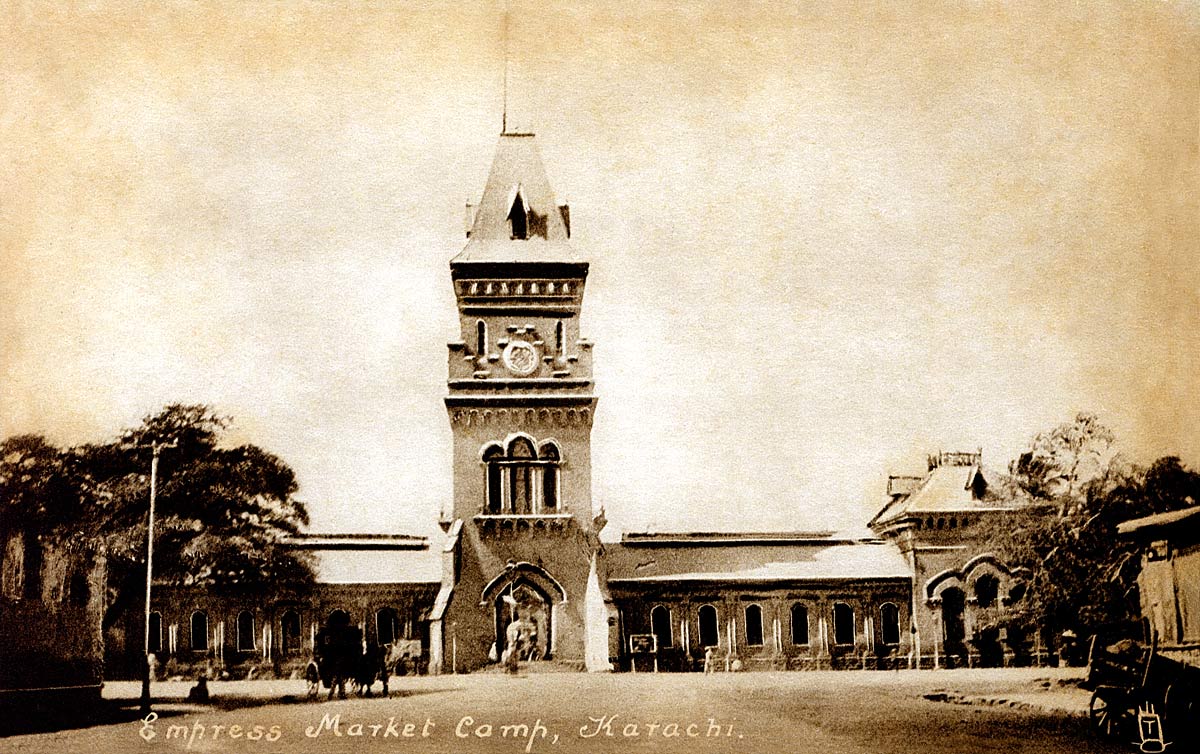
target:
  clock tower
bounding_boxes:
[439,131,607,672]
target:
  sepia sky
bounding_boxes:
[2,1,1197,539]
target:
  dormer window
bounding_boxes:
[508,192,528,239]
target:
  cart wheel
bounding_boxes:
[304,662,321,700]
[1090,688,1133,740]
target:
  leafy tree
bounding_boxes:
[1008,411,1115,510]
[0,435,85,532]
[1,405,315,630]
[0,434,103,572]
[987,413,1200,650]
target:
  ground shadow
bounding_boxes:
[1,687,459,738]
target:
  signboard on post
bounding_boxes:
[629,634,657,673]
[629,634,657,654]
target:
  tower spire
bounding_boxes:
[502,1,509,135]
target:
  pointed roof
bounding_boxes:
[869,461,1015,530]
[453,133,581,265]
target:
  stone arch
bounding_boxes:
[480,562,567,606]
[926,553,1015,603]
[483,563,566,662]
[504,433,539,457]
[960,553,1012,580]
[925,569,965,602]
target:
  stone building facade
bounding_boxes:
[110,130,1045,679]
[605,532,912,671]
[0,529,106,723]
[421,131,1043,674]
[869,452,1045,667]
[431,132,610,674]
[109,534,440,680]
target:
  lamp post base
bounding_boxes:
[139,657,152,715]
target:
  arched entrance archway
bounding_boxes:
[481,562,567,662]
[327,609,350,626]
[495,580,552,660]
[941,587,966,666]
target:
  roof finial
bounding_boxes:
[502,0,510,135]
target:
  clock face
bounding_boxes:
[502,341,539,376]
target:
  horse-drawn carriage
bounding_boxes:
[304,613,421,700]
[304,634,421,700]
[1084,626,1198,749]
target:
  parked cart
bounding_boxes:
[1085,628,1198,749]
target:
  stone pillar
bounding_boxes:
[428,619,444,675]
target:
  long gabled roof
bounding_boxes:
[453,133,580,265]
[606,532,910,585]
[284,533,442,585]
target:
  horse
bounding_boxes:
[350,641,388,698]
[314,621,361,700]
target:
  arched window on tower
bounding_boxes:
[482,438,564,514]
[508,437,536,514]
[476,320,487,356]
[555,321,565,355]
[483,444,504,513]
[508,193,528,239]
[540,442,560,510]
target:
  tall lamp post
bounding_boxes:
[138,440,176,716]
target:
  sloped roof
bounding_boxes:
[453,133,580,265]
[606,533,910,584]
[285,534,442,585]
[871,462,1015,528]
[902,464,987,512]
[1117,505,1200,536]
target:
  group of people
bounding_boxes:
[310,612,388,699]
